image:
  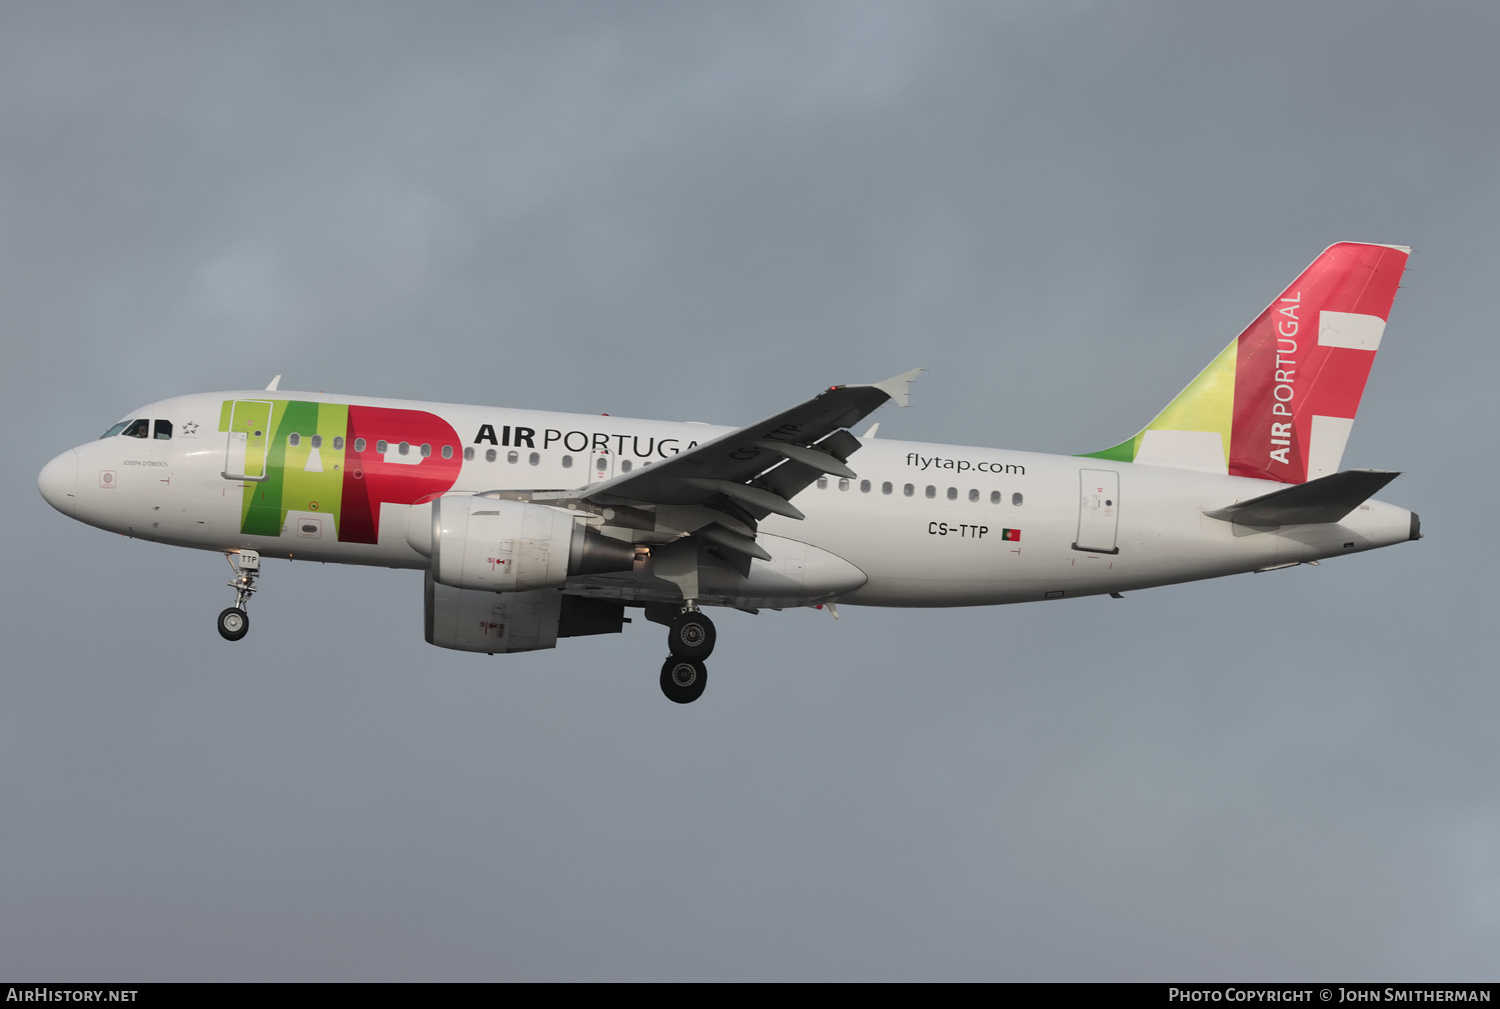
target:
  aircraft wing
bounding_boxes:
[579,369,921,559]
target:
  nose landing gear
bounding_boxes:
[659,604,716,703]
[217,550,260,642]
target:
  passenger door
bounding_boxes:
[223,400,274,481]
[1073,469,1120,554]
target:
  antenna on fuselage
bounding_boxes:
[265,375,282,391]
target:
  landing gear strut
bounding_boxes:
[218,550,260,642]
[658,604,716,703]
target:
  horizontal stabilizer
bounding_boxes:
[1205,469,1400,527]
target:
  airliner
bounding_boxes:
[38,243,1419,702]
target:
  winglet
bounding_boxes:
[872,368,924,408]
[265,374,282,391]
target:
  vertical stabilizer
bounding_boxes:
[1083,243,1409,483]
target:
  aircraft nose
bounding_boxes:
[38,449,79,517]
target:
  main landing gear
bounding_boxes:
[217,549,260,642]
[659,605,716,704]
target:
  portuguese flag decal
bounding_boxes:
[1001,528,1021,542]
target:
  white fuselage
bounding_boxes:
[40,390,1418,611]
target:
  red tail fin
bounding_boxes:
[1228,242,1408,483]
[1083,243,1409,483]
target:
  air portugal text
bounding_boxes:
[1269,291,1300,467]
[474,424,696,459]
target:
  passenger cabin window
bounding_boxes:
[528,452,539,466]
[968,488,979,503]
[464,447,474,461]
[420,443,431,458]
[288,433,301,447]
[991,490,1001,505]
[838,479,850,491]
[816,477,828,489]
[946,487,957,501]
[860,480,871,493]
[154,420,172,440]
[333,436,344,450]
[1012,492,1024,506]
[376,440,388,453]
[596,457,608,473]
[621,460,633,473]
[925,485,936,499]
[507,451,518,464]
[311,435,322,449]
[122,419,150,439]
[903,483,914,497]
[442,445,453,460]
[486,449,497,463]
[355,438,366,452]
[562,455,573,469]
[398,442,410,456]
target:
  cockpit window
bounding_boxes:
[122,419,150,439]
[154,420,172,440]
[100,422,130,439]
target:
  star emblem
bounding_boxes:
[182,421,199,435]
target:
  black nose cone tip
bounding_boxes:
[1410,512,1422,541]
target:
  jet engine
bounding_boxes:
[407,495,637,591]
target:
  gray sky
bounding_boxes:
[3,1,1496,981]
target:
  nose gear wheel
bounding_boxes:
[217,607,249,641]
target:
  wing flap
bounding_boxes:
[755,429,862,516]
[696,524,774,561]
[752,439,856,479]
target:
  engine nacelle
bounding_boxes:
[426,576,562,652]
[407,495,636,591]
[424,574,628,653]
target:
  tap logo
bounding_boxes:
[222,400,462,543]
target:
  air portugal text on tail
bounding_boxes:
[37,242,1421,704]
[1084,242,1410,484]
